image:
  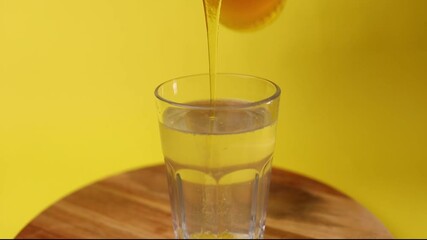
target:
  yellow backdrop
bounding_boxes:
[1,0,426,238]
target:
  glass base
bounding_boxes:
[175,230,264,239]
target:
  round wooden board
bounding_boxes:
[16,165,392,239]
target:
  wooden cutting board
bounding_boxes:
[16,165,392,239]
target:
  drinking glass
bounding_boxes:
[155,73,281,239]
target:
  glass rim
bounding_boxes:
[154,73,281,110]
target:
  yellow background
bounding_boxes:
[1,0,426,238]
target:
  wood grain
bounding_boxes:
[16,165,392,239]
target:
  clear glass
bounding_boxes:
[155,73,281,239]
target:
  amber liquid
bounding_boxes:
[202,0,222,102]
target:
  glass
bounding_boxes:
[155,73,281,239]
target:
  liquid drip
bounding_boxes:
[202,0,222,102]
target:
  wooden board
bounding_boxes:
[16,165,392,239]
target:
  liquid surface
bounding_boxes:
[160,100,275,239]
[160,100,276,168]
